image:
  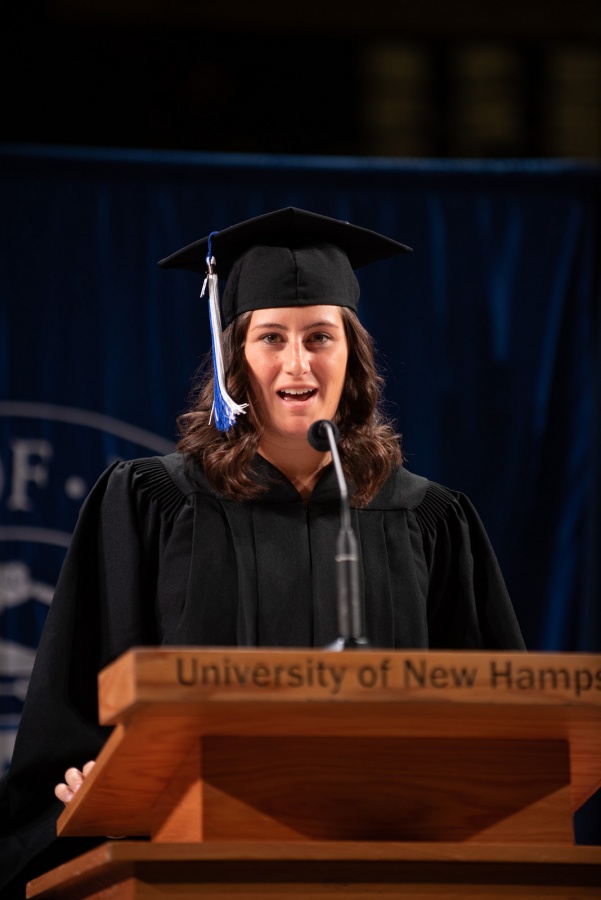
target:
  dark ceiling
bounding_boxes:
[3,1,600,158]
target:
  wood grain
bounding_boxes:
[200,737,573,844]
[27,841,601,900]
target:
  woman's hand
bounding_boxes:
[54,760,96,805]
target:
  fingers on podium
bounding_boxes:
[54,760,96,805]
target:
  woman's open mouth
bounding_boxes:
[277,388,317,402]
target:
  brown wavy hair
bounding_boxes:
[177,308,402,506]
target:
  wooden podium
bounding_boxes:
[28,649,601,898]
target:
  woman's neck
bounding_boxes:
[258,438,331,501]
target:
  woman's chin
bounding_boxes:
[264,421,318,446]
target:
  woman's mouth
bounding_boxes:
[277,388,317,402]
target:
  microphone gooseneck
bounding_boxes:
[307,420,369,650]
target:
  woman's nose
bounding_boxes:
[283,340,309,375]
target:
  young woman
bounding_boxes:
[0,207,525,897]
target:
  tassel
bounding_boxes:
[202,237,248,431]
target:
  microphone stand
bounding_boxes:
[307,420,369,650]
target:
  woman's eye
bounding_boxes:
[261,333,282,344]
[309,333,330,343]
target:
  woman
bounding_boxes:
[0,207,525,896]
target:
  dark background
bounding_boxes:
[2,0,600,160]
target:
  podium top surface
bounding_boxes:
[98,647,601,729]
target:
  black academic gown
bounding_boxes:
[0,453,525,895]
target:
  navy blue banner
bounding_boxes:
[1,147,600,838]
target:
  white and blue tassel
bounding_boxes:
[201,234,248,431]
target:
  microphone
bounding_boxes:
[307,420,369,650]
[307,419,340,453]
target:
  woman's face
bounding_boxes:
[244,305,348,445]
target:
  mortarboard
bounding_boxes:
[158,207,412,431]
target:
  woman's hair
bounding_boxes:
[177,307,402,506]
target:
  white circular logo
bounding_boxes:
[0,401,174,771]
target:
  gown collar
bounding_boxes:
[173,451,428,512]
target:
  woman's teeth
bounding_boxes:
[278,389,317,401]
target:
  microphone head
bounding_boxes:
[307,419,340,453]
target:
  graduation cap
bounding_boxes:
[158,207,412,431]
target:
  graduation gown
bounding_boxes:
[0,452,525,894]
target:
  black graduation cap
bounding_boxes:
[158,207,412,431]
[158,206,412,325]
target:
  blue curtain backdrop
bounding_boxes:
[1,145,600,838]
